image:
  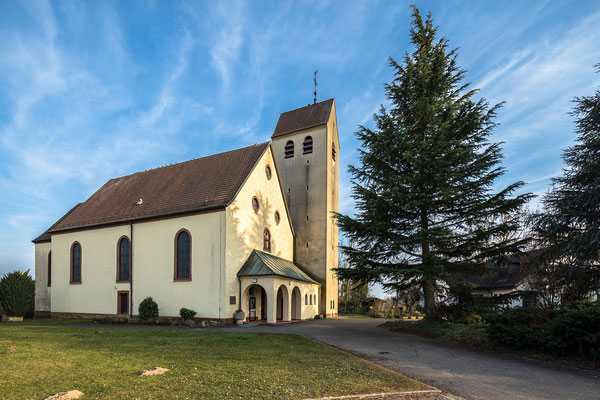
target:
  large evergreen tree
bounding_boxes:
[336,7,532,317]
[530,65,600,302]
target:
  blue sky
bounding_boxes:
[1,0,599,282]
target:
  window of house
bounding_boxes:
[499,266,509,280]
[332,145,336,162]
[252,196,259,212]
[274,210,280,225]
[263,228,271,252]
[305,294,308,305]
[303,136,313,154]
[71,242,82,283]
[117,237,130,282]
[47,251,51,287]
[175,230,191,280]
[309,294,312,305]
[284,140,294,158]
[265,165,272,180]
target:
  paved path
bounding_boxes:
[18,318,600,399]
[234,318,600,400]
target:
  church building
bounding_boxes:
[32,99,339,324]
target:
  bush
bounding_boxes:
[0,270,36,317]
[179,307,197,321]
[485,303,600,359]
[138,297,159,322]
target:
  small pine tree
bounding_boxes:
[0,270,36,317]
[530,64,600,303]
[336,7,532,318]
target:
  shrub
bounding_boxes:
[0,270,36,317]
[138,297,159,322]
[179,307,197,321]
[485,303,600,359]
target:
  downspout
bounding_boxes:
[238,275,242,311]
[129,221,134,318]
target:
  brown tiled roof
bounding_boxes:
[49,142,270,233]
[272,98,334,138]
[32,203,82,243]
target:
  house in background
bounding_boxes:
[468,255,536,308]
[32,99,340,323]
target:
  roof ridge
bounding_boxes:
[113,142,270,181]
[278,98,334,115]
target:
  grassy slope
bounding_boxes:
[0,325,426,399]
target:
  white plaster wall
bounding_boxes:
[226,146,295,318]
[49,211,225,318]
[34,242,51,312]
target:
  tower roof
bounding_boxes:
[272,98,334,138]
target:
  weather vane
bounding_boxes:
[313,70,318,104]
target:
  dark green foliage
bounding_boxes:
[338,279,369,314]
[138,297,159,322]
[486,303,600,359]
[529,65,600,303]
[179,307,197,321]
[0,270,35,317]
[336,6,531,317]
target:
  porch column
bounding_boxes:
[266,285,277,324]
[283,284,292,322]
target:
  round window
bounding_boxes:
[274,210,280,225]
[252,196,259,212]
[265,165,272,180]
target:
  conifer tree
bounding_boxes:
[336,7,532,318]
[530,65,600,302]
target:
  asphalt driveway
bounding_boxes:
[239,318,600,400]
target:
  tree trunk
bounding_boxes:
[422,277,437,319]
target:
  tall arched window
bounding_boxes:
[175,230,191,280]
[263,228,271,252]
[47,251,51,287]
[303,136,313,154]
[117,237,130,282]
[70,242,82,284]
[305,294,308,305]
[284,140,294,158]
[309,294,312,305]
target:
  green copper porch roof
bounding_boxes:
[237,250,319,285]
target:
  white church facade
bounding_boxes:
[33,99,339,324]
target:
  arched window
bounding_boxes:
[117,237,130,282]
[265,165,272,180]
[284,140,294,158]
[47,251,51,287]
[175,230,191,280]
[70,242,82,284]
[305,294,308,305]
[252,196,260,212]
[263,228,271,252]
[309,294,312,305]
[303,136,313,154]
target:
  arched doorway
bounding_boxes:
[291,286,301,320]
[276,285,290,321]
[243,284,267,321]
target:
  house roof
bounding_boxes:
[47,142,270,233]
[272,99,334,138]
[237,250,319,284]
[32,203,82,243]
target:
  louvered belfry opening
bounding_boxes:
[284,140,294,158]
[303,136,313,154]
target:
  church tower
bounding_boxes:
[271,99,339,316]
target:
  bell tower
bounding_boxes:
[271,99,339,317]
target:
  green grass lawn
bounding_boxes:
[0,325,426,400]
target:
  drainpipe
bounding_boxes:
[129,221,134,318]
